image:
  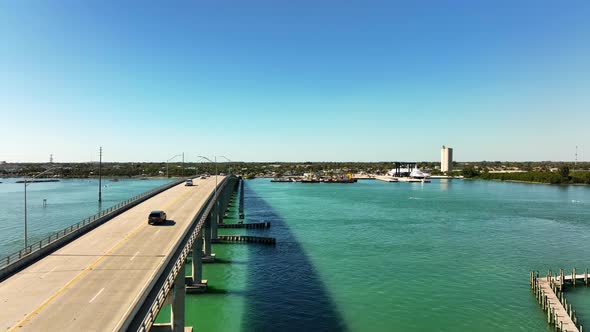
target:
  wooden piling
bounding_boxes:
[574,310,577,324]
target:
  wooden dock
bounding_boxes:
[530,269,587,332]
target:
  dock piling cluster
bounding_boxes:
[217,235,276,244]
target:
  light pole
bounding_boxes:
[166,154,182,178]
[218,156,232,175]
[98,146,103,202]
[23,166,60,250]
[194,156,209,177]
[197,156,217,198]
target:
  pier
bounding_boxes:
[530,269,587,332]
[374,175,398,182]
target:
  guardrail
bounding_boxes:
[124,175,238,332]
[0,178,186,274]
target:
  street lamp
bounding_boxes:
[194,156,209,177]
[166,154,182,178]
[23,166,60,250]
[218,156,232,175]
[197,156,217,198]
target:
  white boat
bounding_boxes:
[387,168,431,179]
[410,168,431,179]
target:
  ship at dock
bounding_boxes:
[272,173,357,183]
[384,162,432,183]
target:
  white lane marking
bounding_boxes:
[130,251,140,261]
[89,287,105,303]
[41,266,58,279]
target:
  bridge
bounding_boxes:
[0,175,239,332]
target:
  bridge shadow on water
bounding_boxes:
[240,182,348,332]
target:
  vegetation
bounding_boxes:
[475,170,590,185]
[461,166,480,178]
[1,161,589,185]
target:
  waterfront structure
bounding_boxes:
[387,162,417,177]
[530,269,585,332]
[441,146,453,173]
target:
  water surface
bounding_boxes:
[0,177,173,257]
[189,178,590,331]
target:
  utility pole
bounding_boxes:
[182,152,185,178]
[49,154,53,164]
[98,146,102,203]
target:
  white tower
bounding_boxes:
[441,146,453,173]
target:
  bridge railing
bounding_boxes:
[0,178,186,271]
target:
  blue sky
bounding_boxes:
[1,1,589,162]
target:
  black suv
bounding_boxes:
[148,210,167,224]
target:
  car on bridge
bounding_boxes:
[185,179,193,186]
[148,210,167,224]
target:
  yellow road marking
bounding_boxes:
[10,184,195,331]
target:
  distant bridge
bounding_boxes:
[0,175,239,332]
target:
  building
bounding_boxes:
[441,146,453,173]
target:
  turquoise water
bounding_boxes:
[0,177,173,257]
[186,178,590,331]
[2,177,590,330]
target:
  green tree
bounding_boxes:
[462,166,480,178]
[559,166,570,179]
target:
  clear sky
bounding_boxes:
[1,1,589,162]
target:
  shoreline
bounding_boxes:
[468,178,589,186]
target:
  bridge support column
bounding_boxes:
[211,201,219,240]
[151,264,187,332]
[202,215,215,263]
[239,179,245,219]
[186,230,207,293]
[171,264,186,332]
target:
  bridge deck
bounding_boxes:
[0,176,224,331]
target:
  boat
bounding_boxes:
[300,179,321,183]
[271,177,294,183]
[387,167,431,180]
[323,174,357,183]
[409,168,431,179]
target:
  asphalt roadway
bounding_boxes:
[0,176,223,331]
